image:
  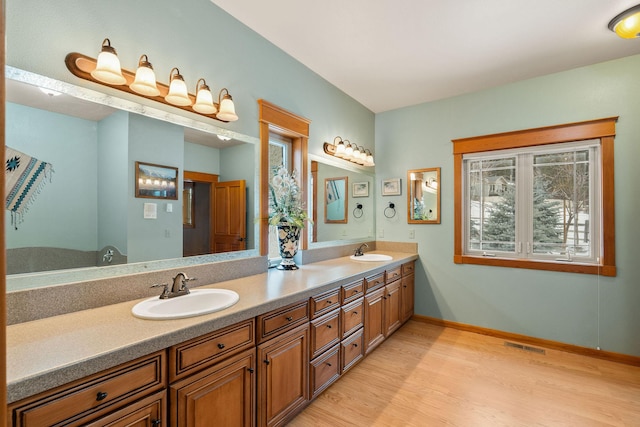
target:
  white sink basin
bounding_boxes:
[350,254,393,262]
[132,288,240,320]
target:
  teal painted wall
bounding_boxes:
[5,103,98,250]
[375,54,640,357]
[5,0,375,156]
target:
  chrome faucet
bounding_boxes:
[354,243,369,257]
[151,272,196,299]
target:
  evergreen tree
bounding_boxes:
[532,178,562,251]
[483,184,515,251]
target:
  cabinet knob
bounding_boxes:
[327,363,332,367]
[286,316,293,321]
[353,311,358,315]
[96,391,108,401]
[152,420,161,427]
[264,359,270,365]
[327,300,332,304]
[353,343,358,348]
[248,367,254,373]
[327,324,332,329]
[218,343,225,349]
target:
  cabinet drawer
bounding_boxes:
[402,261,415,276]
[309,345,341,399]
[341,329,364,374]
[341,298,364,339]
[9,351,165,427]
[386,266,402,283]
[310,310,341,360]
[169,319,255,382]
[365,272,385,292]
[257,300,309,344]
[309,288,340,319]
[341,279,364,304]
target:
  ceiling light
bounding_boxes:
[38,87,62,97]
[90,38,127,85]
[130,55,161,97]
[217,135,232,141]
[609,4,640,39]
[165,68,192,106]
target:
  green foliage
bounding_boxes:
[268,165,311,228]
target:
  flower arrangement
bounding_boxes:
[268,165,311,228]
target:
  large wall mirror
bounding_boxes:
[407,167,441,224]
[310,156,375,244]
[5,67,260,291]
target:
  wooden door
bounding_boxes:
[401,273,415,323]
[257,323,309,427]
[384,280,402,336]
[364,287,385,355]
[183,171,218,256]
[170,348,256,427]
[214,180,247,253]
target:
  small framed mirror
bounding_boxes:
[407,167,440,224]
[325,176,348,223]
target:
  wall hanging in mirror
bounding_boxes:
[66,38,239,123]
[325,176,348,223]
[382,178,401,196]
[407,167,441,224]
[135,161,178,200]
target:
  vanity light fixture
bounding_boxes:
[90,38,127,85]
[165,68,192,106]
[609,4,640,38]
[323,137,375,167]
[65,38,239,122]
[193,78,217,114]
[130,55,160,96]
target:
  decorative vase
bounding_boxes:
[276,222,301,270]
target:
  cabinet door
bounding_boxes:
[384,280,402,336]
[257,323,309,427]
[170,348,256,427]
[84,390,165,427]
[401,273,415,323]
[364,287,385,355]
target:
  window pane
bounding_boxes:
[467,157,516,253]
[532,150,591,257]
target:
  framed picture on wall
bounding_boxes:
[135,161,179,199]
[353,181,369,197]
[382,178,401,196]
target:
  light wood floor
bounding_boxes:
[289,320,640,427]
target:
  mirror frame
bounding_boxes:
[407,167,441,224]
[324,176,348,224]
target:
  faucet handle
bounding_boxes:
[151,283,170,298]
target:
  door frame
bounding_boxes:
[184,171,218,254]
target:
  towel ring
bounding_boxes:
[353,203,363,218]
[384,202,396,218]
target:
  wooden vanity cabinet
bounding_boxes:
[8,351,166,427]
[401,262,415,323]
[364,286,386,355]
[384,267,403,336]
[257,301,310,427]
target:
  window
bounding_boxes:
[453,117,617,276]
[268,133,293,260]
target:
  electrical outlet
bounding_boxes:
[409,229,415,239]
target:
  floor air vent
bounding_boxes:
[504,341,546,354]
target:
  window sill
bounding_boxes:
[454,254,616,277]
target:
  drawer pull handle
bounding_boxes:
[286,316,293,321]
[353,343,358,348]
[327,363,332,367]
[327,300,333,304]
[96,391,108,401]
[248,367,255,373]
[327,324,332,328]
[353,290,359,294]
[352,311,358,315]
[218,343,225,350]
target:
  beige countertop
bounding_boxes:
[6,251,417,404]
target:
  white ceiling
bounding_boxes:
[211,0,640,113]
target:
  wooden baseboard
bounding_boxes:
[412,314,640,367]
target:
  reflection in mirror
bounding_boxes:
[310,157,375,244]
[407,167,441,224]
[183,184,195,227]
[324,177,347,223]
[5,67,260,291]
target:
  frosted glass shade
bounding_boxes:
[91,40,126,85]
[165,70,192,106]
[217,95,238,121]
[193,82,217,114]
[130,56,160,97]
[609,5,640,38]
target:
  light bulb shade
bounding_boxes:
[609,5,640,38]
[165,68,192,106]
[366,154,375,166]
[217,90,238,121]
[130,55,161,97]
[91,39,127,85]
[344,143,354,159]
[193,79,218,114]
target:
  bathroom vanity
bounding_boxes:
[6,252,416,427]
